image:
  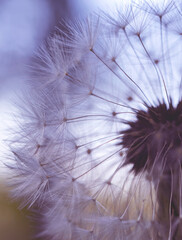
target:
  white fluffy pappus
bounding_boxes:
[6,0,182,239]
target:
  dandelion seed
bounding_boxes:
[6,0,182,239]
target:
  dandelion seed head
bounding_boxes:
[6,0,182,239]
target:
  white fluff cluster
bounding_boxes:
[7,0,182,239]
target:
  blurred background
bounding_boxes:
[0,0,121,239]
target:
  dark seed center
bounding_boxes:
[121,100,182,174]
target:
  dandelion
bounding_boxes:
[6,0,182,239]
